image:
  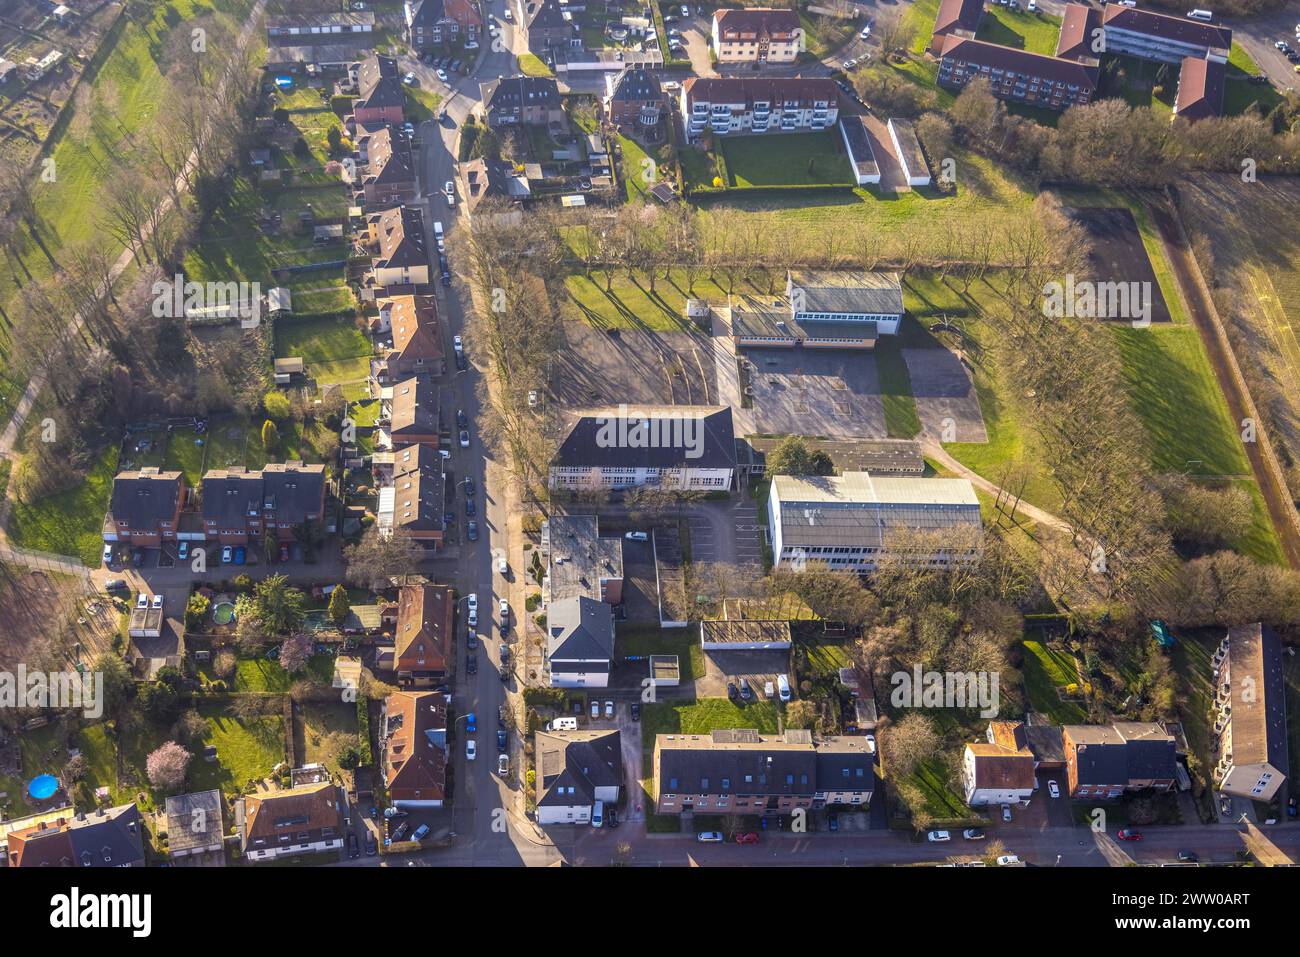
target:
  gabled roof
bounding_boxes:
[480,74,561,114]
[365,127,415,185]
[940,34,1100,88]
[1224,623,1289,777]
[370,204,428,269]
[384,690,449,802]
[201,467,263,528]
[525,0,567,30]
[388,375,438,437]
[241,781,342,847]
[1055,2,1102,61]
[553,405,737,471]
[932,0,984,37]
[7,803,145,867]
[389,446,445,535]
[1101,4,1231,52]
[683,75,838,109]
[713,7,801,40]
[164,790,223,854]
[966,721,1035,790]
[656,730,874,796]
[535,729,623,807]
[394,582,453,673]
[383,294,443,364]
[356,54,405,110]
[787,269,904,316]
[259,462,327,525]
[1065,722,1178,785]
[1174,55,1224,120]
[108,468,183,529]
[547,595,615,661]
[608,67,662,104]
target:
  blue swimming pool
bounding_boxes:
[28,774,58,800]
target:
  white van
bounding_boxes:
[433,220,445,251]
[592,800,604,827]
[1186,8,1213,20]
[546,717,578,732]
[777,674,791,702]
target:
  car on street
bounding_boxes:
[466,629,477,650]
[630,702,640,721]
[604,699,614,718]
[466,712,476,733]
[1177,850,1200,863]
[234,545,246,565]
[411,824,430,841]
[465,740,476,760]
[1048,780,1060,799]
[497,730,507,752]
[467,520,478,541]
[503,7,512,19]
[498,556,508,574]
[136,592,149,609]
[498,706,508,728]
[735,832,759,844]
[150,594,163,610]
[459,429,470,448]
[465,498,475,518]
[403,71,417,85]
[466,652,477,674]
[590,699,600,719]
[436,68,448,83]
[348,833,359,858]
[963,828,985,840]
[467,592,477,613]
[453,334,463,352]
[365,831,376,856]
[444,179,455,198]
[1117,829,1142,841]
[222,545,233,564]
[996,854,1021,866]
[455,351,468,370]
[927,830,951,842]
[1001,804,1012,822]
[696,831,724,843]
[497,753,509,775]
[178,542,188,560]
[457,409,468,430]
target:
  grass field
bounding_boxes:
[563,269,725,332]
[640,697,781,757]
[719,132,853,188]
[7,443,119,566]
[1022,640,1088,724]
[275,314,371,367]
[976,5,1062,56]
[617,625,707,682]
[188,703,285,794]
[874,339,921,438]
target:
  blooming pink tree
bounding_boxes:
[146,741,192,791]
[279,633,314,674]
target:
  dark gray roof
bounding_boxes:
[535,729,623,807]
[838,116,879,180]
[730,296,878,343]
[391,444,445,533]
[357,54,404,110]
[202,464,325,528]
[1024,724,1065,764]
[787,270,904,317]
[164,790,223,853]
[1101,4,1231,51]
[547,595,615,660]
[109,469,183,529]
[609,67,662,103]
[1226,623,1290,777]
[371,204,428,269]
[553,406,737,471]
[406,0,448,31]
[656,730,873,796]
[480,74,561,114]
[525,0,567,30]
[1065,723,1177,785]
[201,468,264,528]
[389,376,438,437]
[35,804,146,868]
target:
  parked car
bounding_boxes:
[465,498,476,518]
[390,822,409,842]
[1177,850,1200,862]
[102,544,114,565]
[177,542,189,561]
[1001,804,1013,822]
[926,830,951,842]
[503,7,512,19]
[467,521,478,541]
[827,812,838,831]
[500,598,510,620]
[590,699,600,719]
[104,578,127,592]
[465,740,476,760]
[996,854,1021,866]
[864,734,877,754]
[348,833,360,858]
[457,409,468,430]
[625,531,648,541]
[860,24,871,38]
[466,712,476,733]
[739,677,752,701]
[604,699,614,718]
[696,831,724,843]
[963,828,985,840]
[136,592,149,609]
[630,702,640,721]
[459,430,470,448]
[497,753,509,776]
[497,730,507,752]
[764,680,775,699]
[727,681,739,701]
[150,594,163,610]
[436,68,449,83]
[1117,829,1142,841]
[222,545,233,564]
[735,832,759,844]
[498,556,508,575]
[365,832,377,856]
[466,652,477,674]
[234,545,246,565]
[411,824,430,841]
[498,706,508,728]
[1048,780,1060,799]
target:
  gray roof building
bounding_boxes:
[164,790,224,857]
[544,514,624,605]
[535,729,623,810]
[546,595,615,663]
[552,406,737,471]
[1215,623,1289,801]
[786,270,903,317]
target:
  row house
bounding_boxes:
[366,204,430,287]
[654,729,874,815]
[937,36,1097,111]
[353,54,406,125]
[237,782,344,863]
[479,74,564,127]
[374,294,443,381]
[383,583,454,686]
[267,11,375,41]
[1063,722,1178,799]
[404,0,482,51]
[103,468,185,547]
[200,462,327,545]
[377,443,446,547]
[378,376,441,448]
[359,126,417,207]
[711,7,803,65]
[680,77,838,142]
[383,690,450,808]
[1212,623,1289,802]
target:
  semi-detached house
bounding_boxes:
[201,462,326,545]
[103,468,185,547]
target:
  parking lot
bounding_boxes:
[743,348,888,440]
[550,322,716,408]
[698,647,792,701]
[901,347,988,443]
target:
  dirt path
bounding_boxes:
[1146,194,1300,569]
[922,440,1073,535]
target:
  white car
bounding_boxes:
[503,7,512,19]
[860,24,871,39]
[696,831,724,843]
[221,545,233,564]
[150,594,164,610]
[498,556,508,574]
[403,71,417,85]
[436,69,449,83]
[625,531,648,541]
[662,80,681,91]
[102,544,114,565]
[1028,0,1037,9]
[864,733,877,753]
[843,58,857,69]
[1048,780,1060,799]
[604,699,614,718]
[453,334,463,352]
[590,699,600,719]
[1001,805,1013,822]
[996,854,1021,866]
[466,740,476,761]
[467,593,478,613]
[499,598,509,620]
[136,593,149,609]
[927,830,951,842]
[459,429,470,448]
[497,754,509,776]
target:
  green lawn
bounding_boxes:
[874,339,921,438]
[164,427,208,489]
[719,132,853,188]
[8,443,119,565]
[800,637,852,679]
[301,700,359,772]
[1229,479,1287,566]
[618,133,676,203]
[275,314,371,366]
[976,5,1062,56]
[616,625,707,683]
[199,657,294,693]
[518,53,553,77]
[905,757,973,820]
[0,723,69,817]
[640,697,782,755]
[1021,640,1088,723]
[1111,325,1249,477]
[188,702,285,794]
[563,269,726,332]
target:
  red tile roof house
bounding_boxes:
[1173,55,1225,121]
[383,690,450,807]
[5,803,145,867]
[962,720,1037,806]
[711,7,804,65]
[604,67,664,136]
[237,781,345,862]
[200,462,327,545]
[103,467,186,547]
[353,54,406,125]
[1054,2,1102,62]
[359,126,417,208]
[374,294,444,381]
[937,35,1098,111]
[405,0,483,52]
[928,0,983,55]
[382,583,454,685]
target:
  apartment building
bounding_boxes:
[938,35,1098,111]
[962,721,1037,806]
[5,804,145,868]
[353,54,406,125]
[1212,623,1289,802]
[534,729,623,825]
[237,782,345,862]
[383,690,450,807]
[680,77,838,142]
[376,443,445,547]
[548,406,738,492]
[769,473,982,572]
[359,126,417,207]
[367,205,431,287]
[1062,723,1178,798]
[374,294,443,381]
[542,513,624,605]
[200,463,327,544]
[1173,55,1225,120]
[479,75,564,127]
[928,0,983,55]
[604,67,664,135]
[1100,4,1231,64]
[654,729,874,815]
[103,468,186,547]
[711,7,804,65]
[546,595,616,689]
[404,0,482,50]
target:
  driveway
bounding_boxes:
[744,348,888,439]
[699,647,793,700]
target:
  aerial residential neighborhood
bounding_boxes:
[0,0,1299,924]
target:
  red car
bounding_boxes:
[1116,829,1143,842]
[734,832,759,844]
